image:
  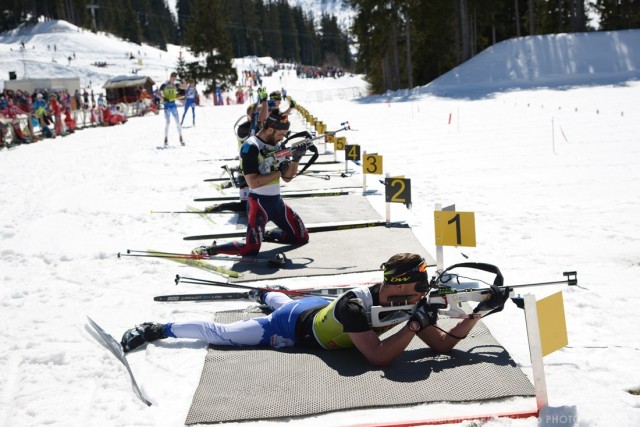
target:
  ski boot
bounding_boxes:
[191,241,217,256]
[248,285,289,304]
[164,137,168,147]
[121,322,168,353]
[263,229,283,243]
[180,136,185,146]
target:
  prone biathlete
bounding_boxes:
[120,254,511,366]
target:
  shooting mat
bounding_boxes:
[185,310,535,424]
[215,194,435,282]
[229,226,434,282]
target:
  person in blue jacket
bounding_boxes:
[181,79,197,126]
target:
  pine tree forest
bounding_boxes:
[2,0,639,94]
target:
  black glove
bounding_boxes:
[291,142,307,162]
[473,285,511,317]
[409,298,438,332]
[289,98,296,108]
[278,160,291,176]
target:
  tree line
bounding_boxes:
[350,0,640,93]
[2,0,639,94]
[2,0,351,93]
[1,1,351,68]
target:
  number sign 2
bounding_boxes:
[385,177,411,207]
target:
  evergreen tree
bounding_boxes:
[242,0,262,56]
[220,0,247,57]
[595,0,640,30]
[183,0,236,93]
[176,0,195,43]
[277,0,300,62]
[262,1,284,60]
[292,7,322,65]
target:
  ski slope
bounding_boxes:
[1,21,640,427]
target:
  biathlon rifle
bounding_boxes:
[272,122,351,176]
[370,262,578,328]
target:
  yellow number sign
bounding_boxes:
[363,154,383,174]
[434,211,476,247]
[335,136,346,150]
[537,291,569,356]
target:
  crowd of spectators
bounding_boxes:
[294,64,346,79]
[0,87,129,150]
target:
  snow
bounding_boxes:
[0,20,203,92]
[2,21,640,427]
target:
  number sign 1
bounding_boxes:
[433,211,476,247]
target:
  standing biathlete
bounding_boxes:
[160,72,185,146]
[180,79,197,126]
[192,109,309,256]
[120,253,511,366]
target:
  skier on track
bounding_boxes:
[120,253,511,366]
[160,72,185,147]
[180,79,197,126]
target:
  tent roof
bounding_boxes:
[103,75,155,89]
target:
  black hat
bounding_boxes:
[264,109,290,131]
[269,91,282,101]
[382,257,428,287]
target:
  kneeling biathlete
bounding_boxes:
[121,253,510,366]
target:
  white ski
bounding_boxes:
[87,316,152,406]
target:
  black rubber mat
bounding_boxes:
[227,195,435,282]
[185,309,535,424]
[229,225,434,282]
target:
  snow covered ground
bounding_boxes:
[1,21,640,427]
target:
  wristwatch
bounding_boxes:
[408,320,421,333]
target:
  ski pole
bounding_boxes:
[149,210,236,215]
[125,249,205,258]
[124,250,290,267]
[175,275,337,299]
[119,252,205,260]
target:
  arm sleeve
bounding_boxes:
[240,143,260,175]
